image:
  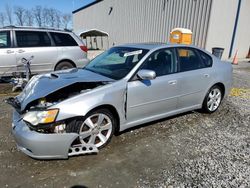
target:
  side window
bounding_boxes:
[16,31,51,47]
[0,31,11,48]
[198,50,213,67]
[177,48,210,72]
[141,48,176,77]
[50,32,77,46]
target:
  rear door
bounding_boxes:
[175,47,214,109]
[50,32,84,67]
[14,30,58,74]
[126,48,179,124]
[0,30,17,76]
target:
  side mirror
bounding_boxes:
[137,69,156,80]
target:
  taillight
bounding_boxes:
[80,45,88,53]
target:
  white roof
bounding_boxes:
[77,28,109,37]
[171,28,192,34]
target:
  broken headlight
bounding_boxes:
[23,109,59,126]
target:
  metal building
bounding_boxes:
[73,0,250,59]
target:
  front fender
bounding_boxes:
[52,80,127,125]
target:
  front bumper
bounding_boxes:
[12,110,97,159]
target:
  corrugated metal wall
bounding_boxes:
[73,0,212,49]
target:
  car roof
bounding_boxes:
[0,26,72,34]
[116,43,201,50]
[117,42,166,50]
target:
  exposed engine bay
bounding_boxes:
[27,81,106,111]
[6,81,107,133]
[6,81,106,111]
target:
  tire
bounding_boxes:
[202,85,223,113]
[66,109,116,149]
[55,61,74,70]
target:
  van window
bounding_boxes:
[50,32,77,46]
[0,31,11,48]
[16,31,51,47]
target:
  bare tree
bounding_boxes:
[5,4,13,25]
[47,8,56,27]
[55,11,62,29]
[42,7,49,27]
[14,6,25,26]
[0,12,5,27]
[33,6,43,27]
[62,13,71,29]
[24,10,33,26]
[1,4,71,28]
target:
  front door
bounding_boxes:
[126,48,178,126]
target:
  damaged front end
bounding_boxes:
[11,109,98,159]
[6,69,114,159]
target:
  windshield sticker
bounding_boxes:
[124,50,143,57]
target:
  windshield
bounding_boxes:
[85,47,149,80]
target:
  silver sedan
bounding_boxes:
[6,43,232,159]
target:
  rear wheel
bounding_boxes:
[55,61,74,70]
[202,85,223,113]
[66,109,115,149]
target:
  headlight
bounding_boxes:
[23,109,59,126]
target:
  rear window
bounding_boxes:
[50,32,78,46]
[0,31,11,48]
[16,31,51,47]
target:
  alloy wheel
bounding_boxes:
[79,113,113,148]
[207,88,222,112]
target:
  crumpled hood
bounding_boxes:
[17,68,114,111]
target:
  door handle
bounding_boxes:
[204,74,210,78]
[168,80,177,85]
[18,49,25,53]
[6,50,14,54]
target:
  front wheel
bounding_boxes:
[202,85,223,113]
[66,109,115,149]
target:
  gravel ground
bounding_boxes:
[137,100,250,187]
[0,61,249,188]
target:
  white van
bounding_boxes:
[0,26,89,77]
